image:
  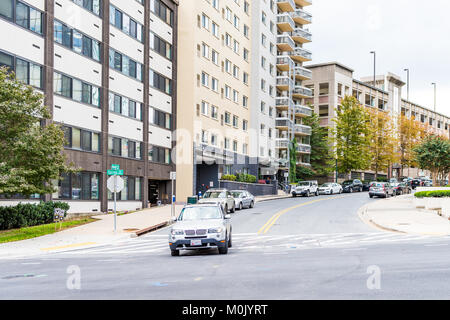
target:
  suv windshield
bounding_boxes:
[203,191,226,199]
[342,181,353,186]
[178,207,223,221]
[321,183,332,187]
[297,182,310,187]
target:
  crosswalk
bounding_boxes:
[57,232,450,256]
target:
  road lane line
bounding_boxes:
[258,195,353,235]
[40,242,97,252]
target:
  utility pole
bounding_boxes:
[432,82,437,130]
[370,51,376,88]
[404,69,410,101]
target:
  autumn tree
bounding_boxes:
[367,109,399,179]
[0,67,75,196]
[332,96,371,175]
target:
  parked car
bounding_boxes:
[198,189,236,213]
[393,182,411,196]
[169,204,232,256]
[318,183,343,195]
[231,190,255,210]
[342,179,364,193]
[362,181,372,191]
[369,182,395,198]
[292,181,319,197]
[410,179,422,190]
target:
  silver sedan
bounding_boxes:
[231,190,255,210]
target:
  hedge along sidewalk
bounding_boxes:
[0,204,185,259]
[358,194,450,236]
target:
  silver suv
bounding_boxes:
[198,189,236,213]
[169,204,232,256]
[292,181,319,197]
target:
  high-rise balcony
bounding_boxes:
[277,35,295,52]
[276,76,294,91]
[276,118,294,131]
[294,0,312,8]
[296,160,311,167]
[293,85,313,99]
[276,97,294,111]
[297,144,312,154]
[276,55,294,72]
[277,14,295,32]
[291,28,312,43]
[276,138,290,149]
[290,9,312,25]
[294,124,312,136]
[295,104,313,117]
[294,65,312,80]
[276,0,296,12]
[286,47,312,62]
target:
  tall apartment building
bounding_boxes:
[250,0,277,178]
[0,0,178,213]
[275,0,313,182]
[304,62,450,181]
[176,0,254,201]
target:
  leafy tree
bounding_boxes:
[296,165,316,181]
[413,135,450,186]
[302,112,334,177]
[398,113,428,177]
[367,108,399,179]
[331,96,371,175]
[0,67,76,196]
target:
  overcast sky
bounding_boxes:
[306,0,450,116]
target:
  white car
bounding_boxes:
[198,189,236,213]
[318,183,343,195]
[292,181,319,197]
[169,204,232,256]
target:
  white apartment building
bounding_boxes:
[0,0,178,213]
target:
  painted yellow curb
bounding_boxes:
[40,242,97,252]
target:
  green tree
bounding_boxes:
[413,135,450,186]
[0,67,76,196]
[302,112,334,177]
[332,96,371,175]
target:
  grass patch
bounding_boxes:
[0,218,97,244]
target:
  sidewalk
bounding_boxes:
[255,191,291,203]
[0,204,184,259]
[358,194,450,236]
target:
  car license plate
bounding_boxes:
[191,240,202,246]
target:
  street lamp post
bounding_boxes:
[404,69,410,101]
[432,82,437,130]
[370,51,376,88]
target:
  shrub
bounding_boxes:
[0,202,70,231]
[221,174,237,182]
[236,173,257,184]
[415,191,450,198]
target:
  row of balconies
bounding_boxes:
[275,118,312,135]
[276,56,313,80]
[276,0,313,14]
[276,138,312,154]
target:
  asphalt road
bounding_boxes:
[2,192,450,300]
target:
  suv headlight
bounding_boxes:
[171,229,184,235]
[208,227,223,233]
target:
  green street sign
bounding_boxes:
[111,164,120,170]
[107,169,124,176]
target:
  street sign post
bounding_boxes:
[107,165,125,232]
[170,172,176,223]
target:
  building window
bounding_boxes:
[319,83,329,96]
[54,172,100,200]
[0,1,43,34]
[108,176,142,201]
[149,145,171,164]
[108,136,142,160]
[54,72,100,107]
[63,126,100,153]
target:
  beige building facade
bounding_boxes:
[176,0,254,201]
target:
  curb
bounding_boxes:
[357,203,406,234]
[132,221,169,238]
[255,195,292,203]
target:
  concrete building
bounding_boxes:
[275,0,314,183]
[304,62,450,181]
[176,0,254,201]
[0,0,178,212]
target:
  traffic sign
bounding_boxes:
[107,176,125,193]
[107,169,124,176]
[170,171,176,180]
[111,164,120,170]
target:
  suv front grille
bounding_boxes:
[185,229,208,236]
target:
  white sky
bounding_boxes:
[306,0,450,116]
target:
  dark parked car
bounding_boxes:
[342,179,363,193]
[393,183,411,196]
[369,182,395,198]
[362,181,372,191]
[410,179,422,190]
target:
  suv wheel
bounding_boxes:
[228,231,232,248]
[239,202,243,210]
[218,234,229,255]
[315,190,319,197]
[230,204,235,213]
[305,190,310,197]
[224,204,228,213]
[350,188,353,193]
[171,249,179,257]
[250,201,255,208]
